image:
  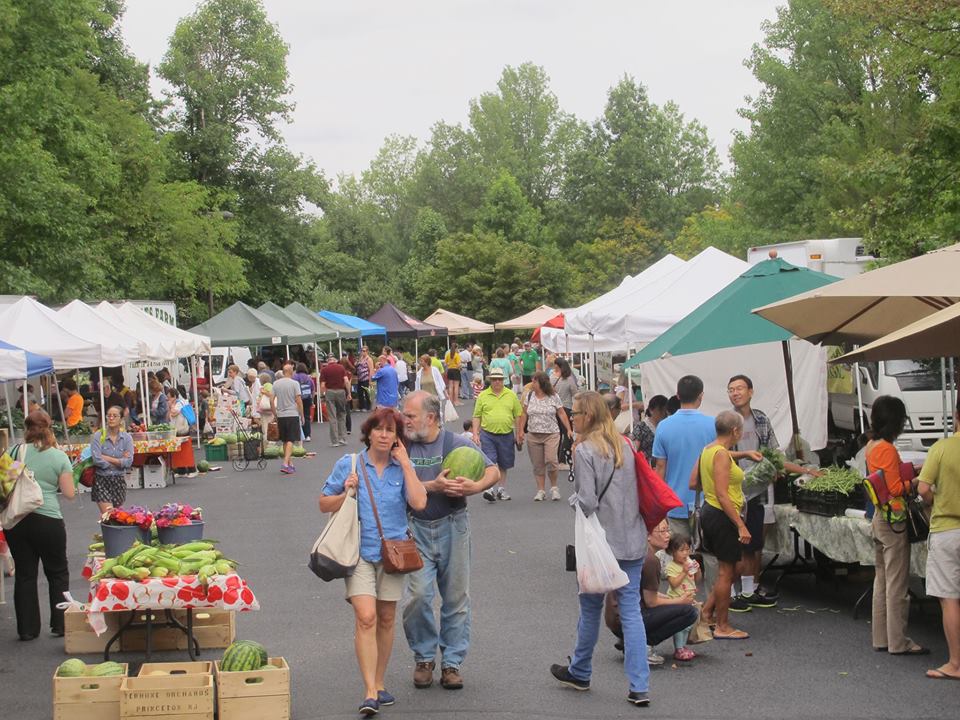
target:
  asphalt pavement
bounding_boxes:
[2,400,957,719]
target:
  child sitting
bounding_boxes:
[461,420,478,446]
[665,534,701,661]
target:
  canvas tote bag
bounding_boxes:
[1,444,44,530]
[308,454,360,581]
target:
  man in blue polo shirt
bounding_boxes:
[652,375,715,540]
[373,355,400,409]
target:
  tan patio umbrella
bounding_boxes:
[753,243,960,345]
[834,301,960,364]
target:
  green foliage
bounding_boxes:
[667,204,780,261]
[568,216,664,303]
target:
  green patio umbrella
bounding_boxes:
[624,257,840,448]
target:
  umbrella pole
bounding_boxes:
[98,368,106,429]
[5,384,14,438]
[942,358,950,439]
[780,341,802,456]
[951,357,957,434]
[192,356,200,447]
[853,361,866,434]
[54,374,69,445]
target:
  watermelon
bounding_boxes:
[441,446,486,482]
[221,640,268,672]
[57,659,87,677]
[88,661,125,677]
[291,446,306,458]
[197,461,211,473]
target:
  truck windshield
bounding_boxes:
[884,360,944,391]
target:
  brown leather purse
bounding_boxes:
[359,459,424,575]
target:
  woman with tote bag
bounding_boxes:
[320,407,427,716]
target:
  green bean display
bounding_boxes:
[801,466,861,495]
[760,447,785,474]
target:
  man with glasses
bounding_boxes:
[472,368,523,502]
[401,391,498,691]
[605,520,699,665]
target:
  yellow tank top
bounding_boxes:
[700,444,745,513]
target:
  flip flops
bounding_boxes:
[713,629,750,640]
[926,668,960,681]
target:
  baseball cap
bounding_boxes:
[488,368,505,379]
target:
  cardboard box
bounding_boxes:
[120,674,213,719]
[64,608,127,655]
[215,657,290,720]
[53,662,128,720]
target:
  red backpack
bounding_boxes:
[622,436,682,532]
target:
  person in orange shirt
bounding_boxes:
[61,379,85,429]
[865,395,927,656]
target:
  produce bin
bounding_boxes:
[204,444,228,462]
[120,673,213,720]
[215,657,290,720]
[157,520,204,546]
[53,662,128,720]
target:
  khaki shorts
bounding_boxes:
[526,432,559,476]
[345,558,405,602]
[926,528,960,599]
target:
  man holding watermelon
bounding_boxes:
[400,391,499,691]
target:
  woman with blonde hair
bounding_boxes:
[550,391,651,706]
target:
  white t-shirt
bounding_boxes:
[395,359,408,383]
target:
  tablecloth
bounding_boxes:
[87,573,259,613]
[62,437,190,460]
[766,504,928,578]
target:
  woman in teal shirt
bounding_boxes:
[4,410,75,641]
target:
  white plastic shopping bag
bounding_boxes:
[574,504,629,594]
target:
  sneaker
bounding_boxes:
[550,486,562,501]
[440,666,463,689]
[376,690,395,706]
[280,464,293,475]
[339,440,349,446]
[729,595,752,613]
[745,590,777,609]
[482,489,498,503]
[647,646,664,665]
[758,587,780,602]
[358,697,379,716]
[533,490,546,502]
[627,691,651,707]
[549,664,590,691]
[304,436,312,443]
[413,660,435,688]
[496,487,511,501]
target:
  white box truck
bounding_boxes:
[747,237,875,279]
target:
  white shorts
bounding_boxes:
[926,528,960,599]
[345,558,404,602]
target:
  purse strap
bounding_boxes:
[358,456,387,541]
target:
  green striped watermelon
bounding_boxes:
[220,640,268,672]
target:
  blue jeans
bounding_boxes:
[460,369,474,399]
[402,509,471,669]
[569,559,649,693]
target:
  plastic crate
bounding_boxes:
[795,487,864,517]
[204,444,228,462]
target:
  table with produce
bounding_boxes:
[81,504,260,661]
[761,462,927,578]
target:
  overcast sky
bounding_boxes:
[121,0,783,180]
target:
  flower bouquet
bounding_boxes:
[100,505,153,557]
[155,502,204,544]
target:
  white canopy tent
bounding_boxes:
[496,305,563,331]
[0,297,124,368]
[57,301,151,363]
[98,302,211,358]
[564,247,750,344]
[635,340,829,451]
[93,302,179,360]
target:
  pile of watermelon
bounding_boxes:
[57,659,125,677]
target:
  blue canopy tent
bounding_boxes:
[1,339,56,442]
[317,311,387,352]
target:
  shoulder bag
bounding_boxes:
[308,454,360,581]
[359,459,423,574]
[1,444,45,530]
[623,436,682,532]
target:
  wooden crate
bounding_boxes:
[175,609,235,650]
[64,608,128,654]
[215,657,290,720]
[137,660,213,677]
[53,663,128,720]
[119,611,180,652]
[120,674,213,719]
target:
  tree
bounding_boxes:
[667,204,779,261]
[473,171,543,245]
[159,0,293,186]
[568,216,664,303]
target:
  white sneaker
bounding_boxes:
[533,490,546,502]
[550,486,562,501]
[496,487,511,501]
[304,436,311,442]
[647,646,664,666]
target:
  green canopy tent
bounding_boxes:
[189,301,315,349]
[284,301,360,358]
[624,257,840,451]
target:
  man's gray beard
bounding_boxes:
[406,427,427,443]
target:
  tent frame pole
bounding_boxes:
[54,373,70,444]
[142,368,150,430]
[314,345,323,425]
[626,347,634,436]
[98,368,106,429]
[192,356,200,448]
[5,383,15,438]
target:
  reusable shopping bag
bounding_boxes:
[0,444,44,530]
[308,454,360,581]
